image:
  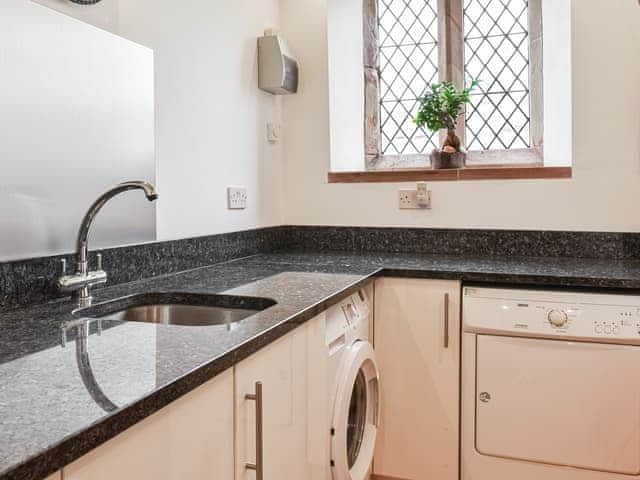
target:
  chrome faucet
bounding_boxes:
[58,181,158,307]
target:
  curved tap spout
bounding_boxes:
[75,181,158,269]
[58,181,158,307]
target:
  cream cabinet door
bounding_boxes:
[373,278,461,480]
[63,369,234,480]
[235,314,328,480]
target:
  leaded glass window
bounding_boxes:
[367,0,543,162]
[378,0,439,155]
[464,0,531,150]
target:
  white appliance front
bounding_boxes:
[463,287,640,480]
[330,340,380,480]
[477,335,640,474]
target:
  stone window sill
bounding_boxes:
[328,148,572,183]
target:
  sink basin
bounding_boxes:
[76,292,276,327]
[99,304,260,326]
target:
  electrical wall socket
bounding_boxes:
[399,185,431,209]
[267,123,281,144]
[227,186,247,210]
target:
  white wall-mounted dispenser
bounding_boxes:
[258,30,298,95]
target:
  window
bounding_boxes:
[378,0,439,155]
[364,0,544,168]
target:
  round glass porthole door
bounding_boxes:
[331,341,380,480]
[347,370,367,468]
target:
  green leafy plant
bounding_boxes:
[413,80,478,152]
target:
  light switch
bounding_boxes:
[267,123,281,144]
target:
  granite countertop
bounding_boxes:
[4,250,640,480]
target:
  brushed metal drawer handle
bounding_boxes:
[444,293,450,349]
[245,381,264,480]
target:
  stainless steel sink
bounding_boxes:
[75,292,276,327]
[102,304,261,326]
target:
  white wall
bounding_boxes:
[327,0,365,171]
[118,1,285,240]
[282,0,640,232]
[28,0,640,238]
[36,0,285,241]
[542,0,572,168]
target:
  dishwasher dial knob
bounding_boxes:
[547,309,568,327]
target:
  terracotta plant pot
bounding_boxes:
[430,149,466,169]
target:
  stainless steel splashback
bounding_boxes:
[0,0,156,261]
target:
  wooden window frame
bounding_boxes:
[363,0,545,171]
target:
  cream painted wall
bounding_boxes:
[117,1,285,240]
[28,0,640,237]
[327,0,364,171]
[282,0,640,232]
[35,0,285,241]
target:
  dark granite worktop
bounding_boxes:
[4,250,640,480]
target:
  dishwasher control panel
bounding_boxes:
[463,287,640,343]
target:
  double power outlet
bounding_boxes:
[399,182,432,209]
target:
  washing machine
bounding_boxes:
[325,284,380,480]
[463,286,640,480]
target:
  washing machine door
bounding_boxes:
[331,340,380,480]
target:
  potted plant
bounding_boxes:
[413,80,478,169]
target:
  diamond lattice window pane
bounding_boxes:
[464,0,531,151]
[379,0,439,155]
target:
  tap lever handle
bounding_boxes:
[60,259,67,276]
[96,253,103,271]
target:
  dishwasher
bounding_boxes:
[462,286,640,480]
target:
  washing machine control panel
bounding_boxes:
[325,288,372,350]
[463,287,640,344]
